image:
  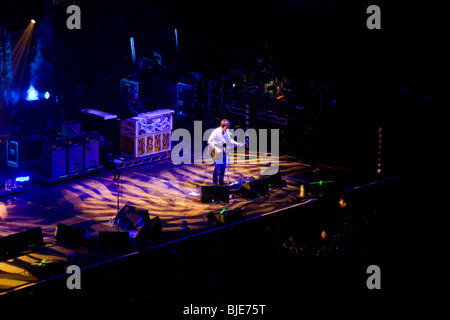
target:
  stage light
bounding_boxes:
[26,85,39,101]
[338,198,347,208]
[15,176,30,182]
[299,184,306,198]
[31,19,36,24]
[44,91,50,99]
[174,28,178,55]
[130,37,136,63]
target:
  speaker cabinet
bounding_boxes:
[0,227,43,258]
[201,185,230,203]
[68,142,84,174]
[306,180,336,198]
[261,171,284,188]
[42,141,67,178]
[115,205,150,230]
[55,223,87,247]
[28,260,66,279]
[99,231,129,250]
[84,138,99,169]
[240,178,269,198]
[134,216,162,242]
[206,209,245,225]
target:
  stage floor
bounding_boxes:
[0,152,363,294]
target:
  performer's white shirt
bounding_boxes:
[207,127,238,150]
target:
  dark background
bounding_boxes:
[0,0,446,308]
[1,0,445,174]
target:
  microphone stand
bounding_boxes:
[113,169,121,231]
[226,148,231,185]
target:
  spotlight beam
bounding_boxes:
[12,22,36,86]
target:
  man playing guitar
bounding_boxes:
[207,119,244,185]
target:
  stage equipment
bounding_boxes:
[256,109,288,126]
[229,177,253,195]
[200,185,230,203]
[83,133,100,169]
[81,108,117,120]
[55,223,87,247]
[38,133,103,183]
[61,120,81,138]
[176,82,195,116]
[7,136,45,168]
[41,138,68,178]
[80,109,119,151]
[134,216,162,242]
[206,208,245,225]
[0,227,43,259]
[115,205,150,230]
[130,37,136,63]
[207,78,224,112]
[261,171,284,188]
[174,28,178,55]
[120,109,174,158]
[67,138,83,174]
[307,179,336,198]
[298,179,336,199]
[26,85,38,101]
[120,78,139,100]
[239,178,269,198]
[28,259,66,279]
[15,176,30,182]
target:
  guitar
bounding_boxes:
[208,142,245,162]
[209,144,225,161]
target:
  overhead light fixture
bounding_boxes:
[26,85,39,101]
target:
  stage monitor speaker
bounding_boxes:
[115,205,150,230]
[0,227,43,258]
[99,231,129,250]
[240,178,269,198]
[55,223,87,247]
[28,260,66,279]
[201,185,230,203]
[307,180,336,198]
[261,171,284,188]
[206,209,245,225]
[134,216,162,242]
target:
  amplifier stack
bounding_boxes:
[41,121,101,180]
